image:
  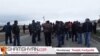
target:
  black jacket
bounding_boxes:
[12,24,20,35]
[82,22,92,32]
[56,24,65,35]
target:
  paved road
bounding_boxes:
[0,33,100,56]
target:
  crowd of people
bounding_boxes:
[0,18,97,47]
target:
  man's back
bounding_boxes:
[42,23,52,33]
[12,24,20,35]
[83,22,92,32]
[3,25,12,34]
[31,23,37,33]
[36,23,41,31]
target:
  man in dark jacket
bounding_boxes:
[82,18,92,47]
[31,20,37,44]
[72,21,78,42]
[56,21,65,47]
[12,20,21,46]
[77,22,83,44]
[93,21,97,34]
[2,22,12,45]
[36,21,41,41]
[64,22,69,40]
[68,22,72,39]
[28,24,32,36]
[23,24,26,34]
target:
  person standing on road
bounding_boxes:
[82,18,92,47]
[36,21,41,41]
[55,21,65,47]
[42,21,52,46]
[92,21,97,34]
[77,22,83,44]
[12,20,21,46]
[72,21,78,42]
[1,22,12,45]
[31,20,37,44]
[60,21,65,46]
[68,22,72,39]
[23,24,26,34]
[28,24,32,36]
[64,22,69,40]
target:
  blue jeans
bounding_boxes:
[84,32,91,47]
[62,33,65,45]
[77,33,82,44]
[13,35,20,46]
[57,34,63,47]
[32,32,37,44]
[5,33,12,45]
[65,32,69,40]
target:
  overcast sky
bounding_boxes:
[0,0,100,25]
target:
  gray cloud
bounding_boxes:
[0,0,100,25]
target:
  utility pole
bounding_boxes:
[43,16,45,23]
